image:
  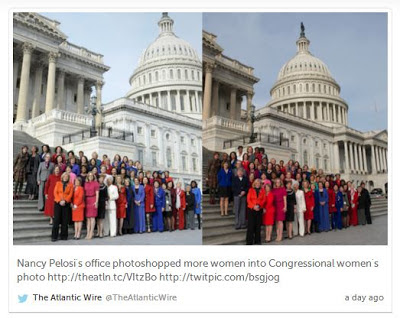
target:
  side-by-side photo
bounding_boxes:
[202,12,388,245]
[12,12,203,245]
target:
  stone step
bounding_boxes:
[14,222,56,231]
[202,216,236,229]
[203,230,246,245]
[13,227,80,242]
[13,215,50,223]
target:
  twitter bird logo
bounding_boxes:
[18,295,28,303]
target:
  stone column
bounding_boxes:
[76,76,85,114]
[295,103,299,117]
[15,42,34,123]
[378,147,383,172]
[333,142,340,172]
[311,101,315,120]
[157,91,161,108]
[202,63,213,120]
[176,90,181,112]
[349,142,354,172]
[185,90,190,112]
[246,91,253,125]
[212,81,220,117]
[357,144,363,173]
[230,87,237,120]
[149,93,153,106]
[375,146,381,172]
[303,102,307,119]
[354,143,360,173]
[13,53,20,106]
[344,141,350,173]
[195,90,200,113]
[384,148,388,171]
[45,51,58,113]
[167,90,171,111]
[362,146,367,173]
[318,103,322,120]
[95,80,103,128]
[31,62,44,118]
[371,145,377,174]
[56,70,65,110]
[333,104,337,122]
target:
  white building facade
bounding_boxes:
[203,27,388,190]
[13,12,202,187]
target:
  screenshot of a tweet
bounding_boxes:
[5,2,397,316]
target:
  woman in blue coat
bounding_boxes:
[133,177,146,233]
[217,161,232,216]
[152,180,165,232]
[333,184,343,230]
[316,182,330,232]
[191,180,202,229]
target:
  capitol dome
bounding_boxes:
[267,23,348,127]
[126,13,202,120]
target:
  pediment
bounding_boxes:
[14,12,67,42]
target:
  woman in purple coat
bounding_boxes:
[133,177,146,233]
[152,180,165,232]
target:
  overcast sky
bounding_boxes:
[41,12,202,103]
[203,12,388,132]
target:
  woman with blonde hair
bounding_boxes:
[246,179,266,245]
[115,175,127,236]
[84,172,99,240]
[105,176,119,237]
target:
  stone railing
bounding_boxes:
[216,54,254,75]
[29,109,93,126]
[203,115,249,132]
[60,41,104,64]
[103,98,202,127]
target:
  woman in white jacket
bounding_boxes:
[293,181,306,237]
[104,177,119,237]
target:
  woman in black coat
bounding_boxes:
[25,146,41,200]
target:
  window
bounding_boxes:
[315,141,318,147]
[303,150,308,165]
[180,136,185,144]
[182,155,187,171]
[324,159,328,170]
[151,151,157,166]
[166,148,172,168]
[169,69,173,79]
[291,135,295,142]
[74,94,77,103]
[177,69,181,79]
[191,138,195,146]
[162,70,166,80]
[192,158,197,171]
[138,150,144,163]
[180,94,185,111]
[166,133,170,141]
[137,126,143,135]
[316,157,320,169]
[185,69,188,79]
[155,71,159,81]
[191,70,194,80]
[148,73,152,83]
[151,129,156,138]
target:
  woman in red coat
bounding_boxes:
[247,179,266,245]
[176,182,186,230]
[348,184,359,226]
[72,177,85,240]
[116,176,127,236]
[143,177,155,233]
[303,180,315,235]
[44,166,61,225]
[262,183,275,243]
[326,181,335,230]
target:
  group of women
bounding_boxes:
[13,145,202,242]
[207,146,373,245]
